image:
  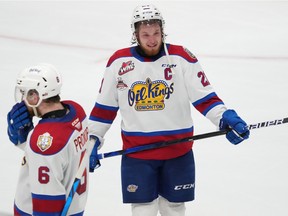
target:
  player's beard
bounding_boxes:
[139,43,162,57]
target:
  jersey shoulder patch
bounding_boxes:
[29,100,87,155]
[29,122,73,155]
[167,44,198,63]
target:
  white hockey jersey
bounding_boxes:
[14,100,89,216]
[89,44,227,160]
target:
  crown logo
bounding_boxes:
[127,184,138,193]
[128,78,174,111]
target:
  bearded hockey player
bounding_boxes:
[88,4,250,216]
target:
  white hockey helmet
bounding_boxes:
[15,63,62,107]
[131,4,165,42]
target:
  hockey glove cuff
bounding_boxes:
[89,136,101,172]
[219,109,250,145]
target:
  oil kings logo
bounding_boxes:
[128,78,174,111]
[118,61,135,75]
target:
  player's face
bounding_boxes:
[137,23,162,56]
[26,89,40,106]
[14,88,40,116]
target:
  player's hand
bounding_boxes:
[219,109,250,145]
[89,136,102,172]
[7,101,34,145]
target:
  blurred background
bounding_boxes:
[0,1,288,215]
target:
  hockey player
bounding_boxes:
[7,63,89,216]
[88,4,250,216]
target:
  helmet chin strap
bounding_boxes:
[32,106,40,118]
[162,34,175,75]
[132,32,139,45]
[25,96,42,118]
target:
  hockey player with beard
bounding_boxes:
[88,4,250,216]
[7,63,89,216]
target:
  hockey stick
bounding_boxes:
[98,130,227,159]
[61,116,288,215]
[60,140,95,216]
[97,116,288,160]
[247,117,288,130]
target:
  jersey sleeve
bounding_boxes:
[89,54,120,139]
[181,47,227,127]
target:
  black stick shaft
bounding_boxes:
[98,117,288,159]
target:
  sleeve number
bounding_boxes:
[76,151,88,195]
[38,166,50,184]
[197,71,210,87]
[77,169,87,195]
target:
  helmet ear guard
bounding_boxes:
[15,63,62,108]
